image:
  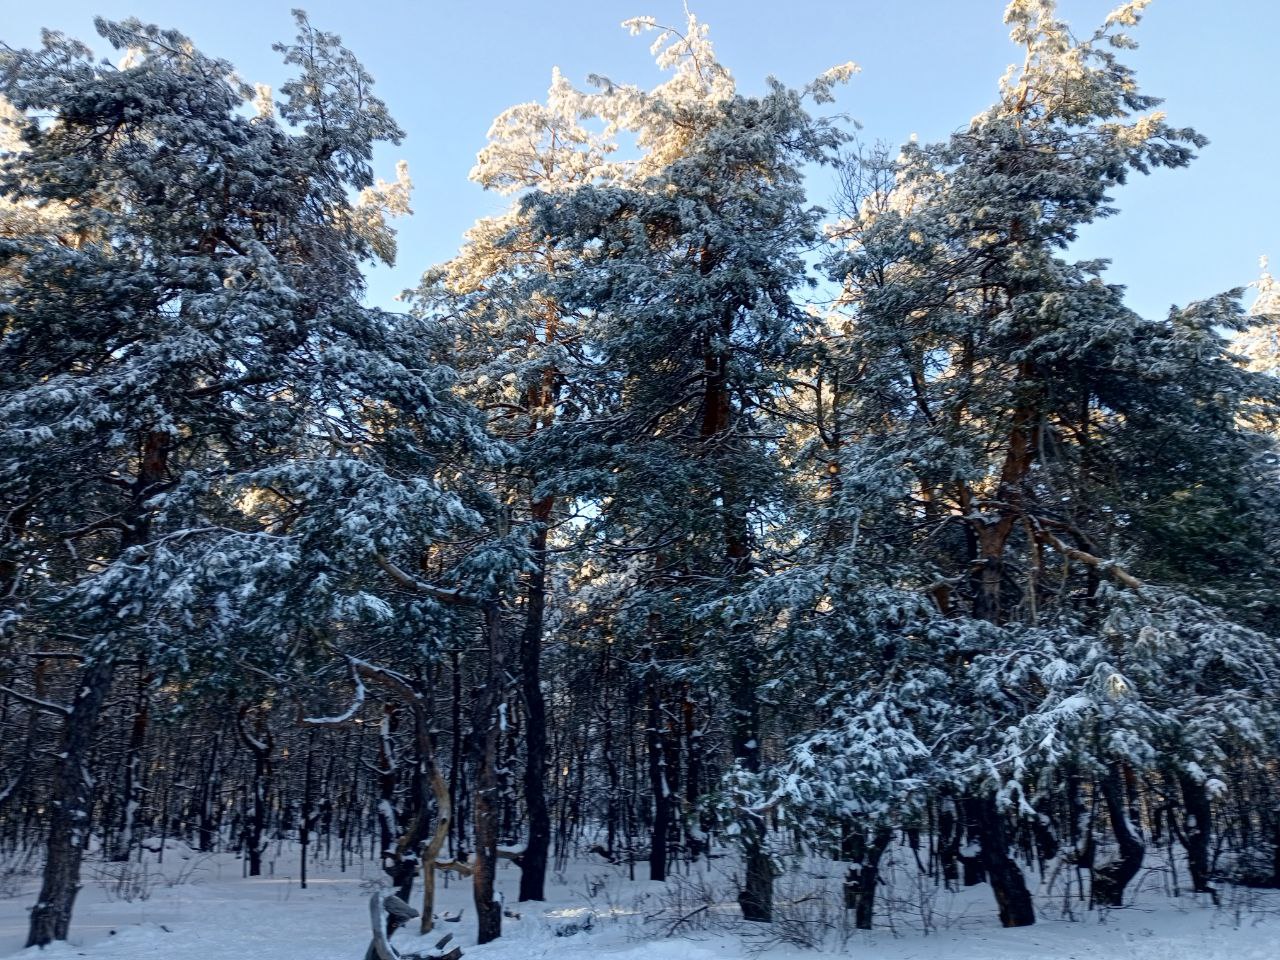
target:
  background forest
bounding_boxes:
[2,1,1280,955]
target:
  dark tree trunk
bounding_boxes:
[960,797,986,886]
[843,826,892,929]
[472,601,504,945]
[111,670,151,862]
[1091,764,1144,907]
[938,795,961,883]
[449,648,464,859]
[197,732,221,853]
[682,691,706,860]
[645,657,670,882]
[26,656,116,948]
[1178,774,1215,899]
[1032,796,1060,865]
[236,707,273,878]
[300,730,316,889]
[602,650,619,862]
[517,505,552,902]
[731,649,772,922]
[27,429,170,948]
[968,794,1035,927]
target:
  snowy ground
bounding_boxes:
[2,841,1277,959]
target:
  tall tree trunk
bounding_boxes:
[111,669,151,862]
[197,731,221,853]
[472,601,505,945]
[300,730,316,889]
[700,291,773,921]
[27,429,169,948]
[682,690,706,860]
[731,647,773,922]
[644,656,670,882]
[26,655,116,948]
[449,648,464,859]
[517,499,552,902]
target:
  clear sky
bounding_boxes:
[3,1,1275,318]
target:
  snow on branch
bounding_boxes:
[302,658,367,725]
[0,683,71,717]
[1036,528,1143,591]
[374,553,477,606]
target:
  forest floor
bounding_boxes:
[1,840,1277,959]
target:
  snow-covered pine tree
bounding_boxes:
[0,14,494,945]
[518,13,853,920]
[414,65,619,903]
[795,0,1280,921]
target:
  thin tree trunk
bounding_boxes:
[111,669,151,862]
[682,690,705,861]
[472,601,505,945]
[731,649,773,921]
[645,656,670,882]
[517,502,552,902]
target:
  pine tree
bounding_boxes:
[520,14,852,919]
[0,14,483,945]
[416,65,618,902]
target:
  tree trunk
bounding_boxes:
[300,730,316,889]
[645,657,670,882]
[1177,773,1215,898]
[938,795,961,884]
[472,601,504,945]
[968,794,1035,927]
[517,502,552,902]
[236,707,273,878]
[682,691,706,861]
[26,656,116,948]
[111,670,151,862]
[960,796,986,886]
[197,732,221,853]
[731,650,773,922]
[1092,763,1144,907]
[843,826,892,929]
[710,322,773,919]
[27,429,169,947]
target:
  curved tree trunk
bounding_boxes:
[27,430,169,948]
[968,794,1035,927]
[1178,773,1216,899]
[1092,763,1144,907]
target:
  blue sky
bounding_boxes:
[4,1,1275,318]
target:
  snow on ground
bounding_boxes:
[1,841,1277,959]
